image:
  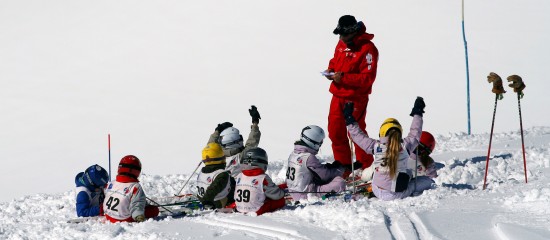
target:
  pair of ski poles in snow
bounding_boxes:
[483,73,528,190]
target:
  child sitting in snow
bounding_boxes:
[207,105,261,178]
[196,143,234,209]
[408,131,438,179]
[235,147,286,215]
[286,125,346,201]
[103,155,159,222]
[75,164,109,217]
[345,97,433,200]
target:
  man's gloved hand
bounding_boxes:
[410,97,425,117]
[249,105,261,124]
[134,215,145,222]
[343,102,356,125]
[215,122,233,133]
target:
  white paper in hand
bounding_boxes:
[321,71,335,76]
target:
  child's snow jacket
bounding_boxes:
[235,167,284,213]
[347,115,423,192]
[75,172,104,217]
[103,175,147,222]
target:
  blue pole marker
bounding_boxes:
[462,0,472,135]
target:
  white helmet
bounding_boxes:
[301,125,325,151]
[219,127,243,149]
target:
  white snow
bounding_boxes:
[1,0,550,239]
[2,127,550,239]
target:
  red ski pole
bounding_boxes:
[507,74,528,183]
[108,133,111,181]
[483,72,506,190]
[483,95,499,190]
[516,92,528,183]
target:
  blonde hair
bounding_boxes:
[386,129,402,179]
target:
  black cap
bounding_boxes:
[333,15,359,35]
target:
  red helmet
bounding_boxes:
[419,131,436,153]
[118,155,142,179]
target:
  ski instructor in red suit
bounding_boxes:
[324,15,379,171]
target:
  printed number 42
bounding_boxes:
[105,196,120,212]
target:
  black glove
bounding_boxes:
[326,161,342,169]
[352,161,363,170]
[249,105,261,124]
[343,102,356,125]
[410,97,425,117]
[215,122,233,133]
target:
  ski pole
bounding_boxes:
[516,92,528,183]
[146,196,174,214]
[108,134,111,181]
[483,94,499,190]
[348,136,356,194]
[287,191,337,194]
[414,144,419,194]
[175,161,202,196]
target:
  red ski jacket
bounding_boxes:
[328,23,379,99]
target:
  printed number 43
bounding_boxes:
[286,167,296,180]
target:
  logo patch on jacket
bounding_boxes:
[366,53,373,70]
[207,177,212,183]
[297,158,303,164]
[251,179,259,186]
[124,187,130,194]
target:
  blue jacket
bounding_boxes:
[75,172,103,217]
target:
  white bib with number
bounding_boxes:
[235,173,265,213]
[225,154,242,178]
[286,152,312,192]
[196,169,230,201]
[103,182,139,220]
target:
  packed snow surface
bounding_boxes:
[2,127,550,239]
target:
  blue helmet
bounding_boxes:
[82,164,109,187]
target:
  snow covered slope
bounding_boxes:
[1,0,550,202]
[2,127,549,239]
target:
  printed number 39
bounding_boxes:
[235,189,251,202]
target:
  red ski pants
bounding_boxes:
[328,96,374,168]
[256,198,285,216]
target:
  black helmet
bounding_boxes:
[241,147,268,170]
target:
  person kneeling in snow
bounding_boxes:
[235,147,285,215]
[196,143,235,209]
[408,131,438,180]
[345,97,433,200]
[286,125,346,202]
[103,155,159,222]
[75,164,109,217]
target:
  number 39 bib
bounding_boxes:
[235,174,266,213]
[103,182,139,220]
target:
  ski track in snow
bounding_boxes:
[1,127,550,239]
[196,216,311,240]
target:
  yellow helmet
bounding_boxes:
[379,118,403,137]
[202,143,226,166]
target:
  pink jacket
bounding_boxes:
[347,115,423,191]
